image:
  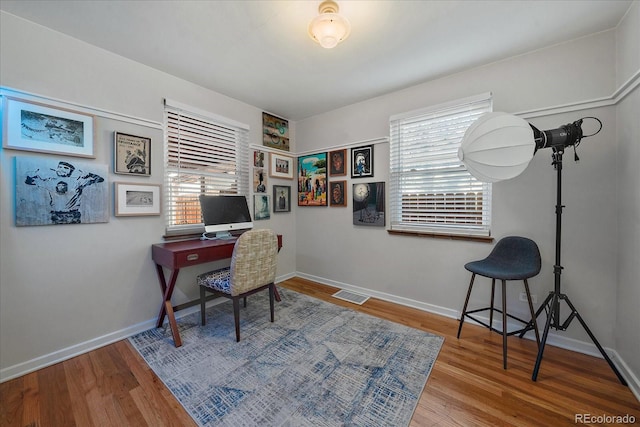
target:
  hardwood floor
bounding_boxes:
[1,277,638,426]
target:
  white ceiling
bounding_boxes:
[0,0,633,121]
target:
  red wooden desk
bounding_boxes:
[151,234,282,347]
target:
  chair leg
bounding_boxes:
[501,279,508,369]
[232,297,241,342]
[457,273,476,338]
[489,278,496,329]
[523,279,541,348]
[200,286,207,326]
[269,283,275,322]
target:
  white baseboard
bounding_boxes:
[296,271,639,399]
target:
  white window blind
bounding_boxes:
[389,93,492,236]
[164,100,249,236]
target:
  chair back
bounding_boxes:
[487,236,541,278]
[229,229,278,296]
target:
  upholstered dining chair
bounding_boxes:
[457,236,542,369]
[198,228,278,342]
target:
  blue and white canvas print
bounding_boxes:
[15,156,109,226]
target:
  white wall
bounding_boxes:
[295,28,630,361]
[0,12,297,379]
[615,1,640,390]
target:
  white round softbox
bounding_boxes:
[458,112,536,183]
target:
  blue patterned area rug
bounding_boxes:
[129,288,444,427]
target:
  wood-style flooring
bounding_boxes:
[1,277,639,426]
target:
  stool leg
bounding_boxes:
[501,279,508,369]
[523,279,541,347]
[457,273,476,338]
[490,279,496,329]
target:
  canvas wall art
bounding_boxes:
[262,112,289,151]
[273,185,291,212]
[353,182,385,226]
[298,152,327,206]
[329,180,347,207]
[254,194,271,220]
[351,145,374,178]
[15,156,109,226]
[329,149,347,176]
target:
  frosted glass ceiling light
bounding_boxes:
[308,0,351,49]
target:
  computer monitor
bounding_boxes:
[199,195,253,240]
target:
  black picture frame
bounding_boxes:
[273,185,291,212]
[351,145,373,178]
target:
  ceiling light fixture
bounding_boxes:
[308,0,351,49]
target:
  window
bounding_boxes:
[164,99,249,236]
[389,93,492,237]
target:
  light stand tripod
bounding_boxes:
[521,147,626,385]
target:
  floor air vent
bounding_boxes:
[332,290,370,305]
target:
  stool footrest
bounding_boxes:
[463,307,534,337]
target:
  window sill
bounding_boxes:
[387,229,494,243]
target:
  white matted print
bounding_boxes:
[15,156,108,226]
[115,182,161,216]
[3,97,95,158]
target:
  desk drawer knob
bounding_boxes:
[186,254,199,261]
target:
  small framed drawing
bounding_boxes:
[329,181,347,207]
[351,145,374,178]
[270,152,294,179]
[254,194,271,220]
[3,96,95,158]
[273,185,291,212]
[114,132,151,176]
[254,168,267,193]
[115,182,161,216]
[254,150,266,168]
[329,149,347,176]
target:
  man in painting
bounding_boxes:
[331,152,344,175]
[331,182,344,205]
[24,160,104,224]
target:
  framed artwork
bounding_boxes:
[262,112,289,151]
[254,194,271,220]
[253,168,267,193]
[273,185,291,212]
[269,152,294,179]
[115,182,161,216]
[15,155,108,226]
[353,182,385,226]
[351,145,374,178]
[114,132,151,176]
[254,150,266,168]
[3,96,95,158]
[329,180,347,207]
[298,152,327,206]
[329,149,347,176]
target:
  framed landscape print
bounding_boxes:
[3,97,95,158]
[298,152,327,206]
[353,182,385,226]
[351,145,374,178]
[273,185,291,212]
[15,155,108,226]
[329,149,347,176]
[115,182,161,216]
[329,180,347,207]
[114,132,151,176]
[269,152,294,179]
[262,112,290,151]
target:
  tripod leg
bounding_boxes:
[519,291,553,338]
[532,293,558,381]
[523,279,540,348]
[563,296,627,386]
